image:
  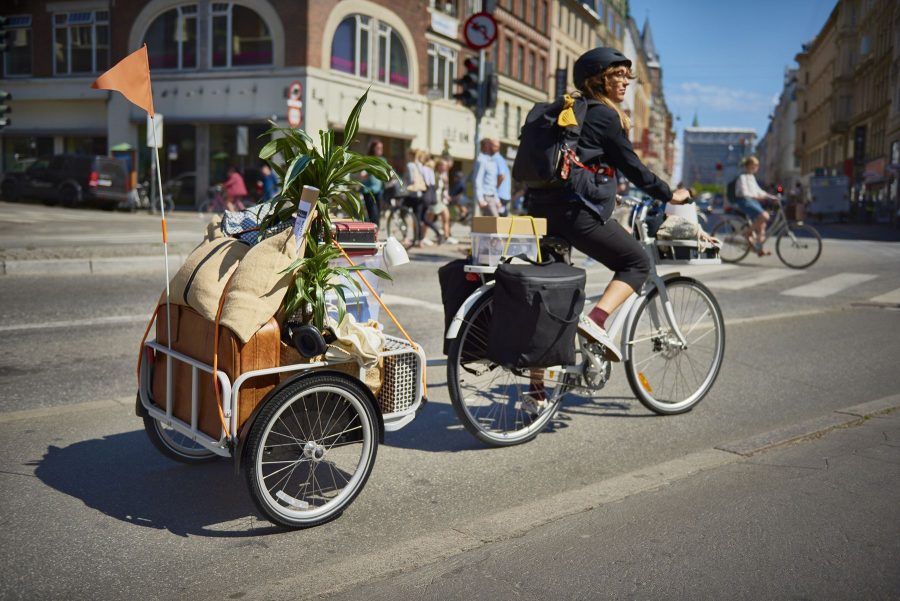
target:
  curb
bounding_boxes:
[2,255,187,276]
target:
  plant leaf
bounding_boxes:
[342,88,369,148]
[281,155,313,197]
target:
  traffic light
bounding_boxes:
[0,91,10,130]
[453,57,480,110]
[483,62,498,111]
[0,15,8,53]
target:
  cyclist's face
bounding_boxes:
[604,67,630,103]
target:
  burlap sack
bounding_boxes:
[163,237,249,321]
[219,227,296,343]
[205,214,225,241]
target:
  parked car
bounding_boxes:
[0,158,37,200]
[0,154,129,208]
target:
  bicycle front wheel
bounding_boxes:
[447,289,573,447]
[710,218,750,263]
[776,223,822,269]
[625,277,725,415]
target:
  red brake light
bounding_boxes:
[89,171,99,187]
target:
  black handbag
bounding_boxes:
[487,258,586,368]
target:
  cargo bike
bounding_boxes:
[136,239,426,529]
[445,197,726,446]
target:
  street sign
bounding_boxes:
[146,113,163,148]
[286,80,303,128]
[463,12,497,50]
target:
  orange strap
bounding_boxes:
[211,279,234,440]
[334,241,428,391]
[161,218,168,244]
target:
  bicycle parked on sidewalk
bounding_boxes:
[445,196,726,447]
[711,194,822,268]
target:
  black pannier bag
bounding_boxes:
[439,259,483,355]
[487,259,586,368]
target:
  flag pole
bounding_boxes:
[150,115,172,351]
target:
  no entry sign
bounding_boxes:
[463,12,497,50]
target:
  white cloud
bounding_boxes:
[668,82,775,114]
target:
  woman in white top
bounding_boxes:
[734,156,778,256]
[428,158,459,245]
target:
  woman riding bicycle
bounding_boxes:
[526,47,690,362]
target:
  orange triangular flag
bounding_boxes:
[92,44,154,116]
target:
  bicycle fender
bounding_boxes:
[444,281,495,341]
[620,272,687,361]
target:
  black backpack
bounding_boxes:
[487,258,586,369]
[726,177,738,204]
[512,95,593,190]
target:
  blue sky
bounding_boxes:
[627,0,837,178]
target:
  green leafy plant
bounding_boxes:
[281,235,391,331]
[258,88,394,243]
[260,89,395,330]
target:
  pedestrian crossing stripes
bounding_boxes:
[706,268,801,291]
[869,288,900,305]
[782,273,878,298]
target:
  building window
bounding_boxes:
[211,3,273,68]
[503,102,510,138]
[427,42,457,100]
[331,16,409,89]
[529,0,537,25]
[537,56,545,91]
[377,23,410,87]
[2,15,32,76]
[331,15,371,78]
[145,5,198,70]
[53,10,109,75]
[516,106,522,135]
[540,1,548,32]
[517,42,525,80]
[527,49,535,85]
[504,36,513,74]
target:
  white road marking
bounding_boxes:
[0,313,150,333]
[869,287,900,304]
[782,273,877,298]
[706,268,801,290]
[380,294,444,313]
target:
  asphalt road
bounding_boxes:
[0,214,899,599]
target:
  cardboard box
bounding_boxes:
[471,216,547,236]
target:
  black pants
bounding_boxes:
[363,191,380,226]
[529,200,650,292]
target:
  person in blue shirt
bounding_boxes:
[260,164,278,202]
[359,139,385,225]
[473,138,501,216]
[490,138,512,215]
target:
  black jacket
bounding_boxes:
[564,102,672,222]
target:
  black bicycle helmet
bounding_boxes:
[572,47,632,90]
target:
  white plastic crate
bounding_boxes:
[655,239,721,265]
[471,233,540,266]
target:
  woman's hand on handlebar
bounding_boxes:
[670,188,692,204]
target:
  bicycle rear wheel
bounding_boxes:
[776,223,822,269]
[710,218,751,263]
[386,207,418,247]
[447,289,574,446]
[624,277,725,415]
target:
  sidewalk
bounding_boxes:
[328,408,900,601]
[0,199,472,275]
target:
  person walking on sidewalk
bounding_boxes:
[491,138,512,215]
[359,139,385,226]
[526,47,690,364]
[473,139,501,216]
[735,156,777,256]
[430,158,459,244]
[260,164,278,202]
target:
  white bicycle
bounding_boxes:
[445,197,726,447]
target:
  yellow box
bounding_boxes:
[471,216,547,236]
